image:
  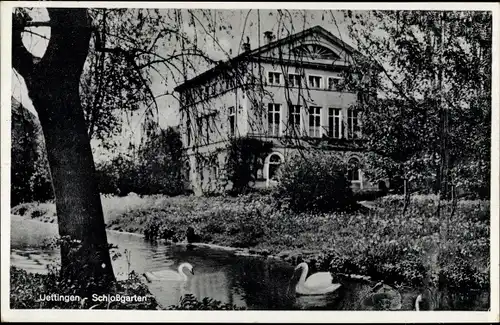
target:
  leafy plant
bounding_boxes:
[167,294,246,310]
[272,152,356,213]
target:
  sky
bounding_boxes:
[10,8,355,159]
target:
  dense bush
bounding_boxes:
[272,152,355,213]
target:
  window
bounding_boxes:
[328,77,342,91]
[267,153,283,183]
[183,161,191,182]
[347,109,361,139]
[287,73,302,87]
[347,157,362,189]
[268,72,282,85]
[308,75,323,89]
[267,103,281,136]
[196,116,203,142]
[186,116,192,146]
[308,106,322,138]
[328,108,342,139]
[205,85,211,97]
[288,105,301,134]
[228,106,235,136]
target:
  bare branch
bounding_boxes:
[12,20,52,30]
[22,29,51,41]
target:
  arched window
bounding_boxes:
[347,157,362,189]
[268,154,282,181]
[265,152,284,187]
[291,44,340,60]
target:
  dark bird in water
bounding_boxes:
[186,226,201,244]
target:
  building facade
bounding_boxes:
[175,26,377,195]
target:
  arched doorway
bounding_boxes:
[264,152,284,187]
[347,157,363,190]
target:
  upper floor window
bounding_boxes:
[267,103,281,136]
[308,106,322,138]
[268,72,282,85]
[308,75,323,89]
[347,109,361,139]
[288,105,301,134]
[287,73,302,87]
[228,106,235,137]
[328,108,342,139]
[328,77,343,91]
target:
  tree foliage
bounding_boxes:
[96,127,185,196]
[344,10,492,198]
[11,98,53,205]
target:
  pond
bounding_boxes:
[10,216,490,311]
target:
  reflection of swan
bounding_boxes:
[294,262,341,295]
[143,262,194,282]
[359,281,402,310]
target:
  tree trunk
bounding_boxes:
[12,8,116,294]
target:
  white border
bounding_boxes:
[1,2,499,323]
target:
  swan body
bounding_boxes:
[294,262,341,295]
[143,262,194,282]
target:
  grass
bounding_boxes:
[11,192,490,295]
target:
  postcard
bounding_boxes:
[1,1,499,323]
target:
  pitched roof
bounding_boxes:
[174,25,359,92]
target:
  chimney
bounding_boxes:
[264,31,274,44]
[241,36,251,52]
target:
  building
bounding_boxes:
[175,25,378,195]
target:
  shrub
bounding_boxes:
[167,294,246,310]
[272,152,356,213]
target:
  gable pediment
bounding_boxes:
[249,26,356,65]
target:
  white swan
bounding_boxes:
[293,262,341,295]
[143,262,194,282]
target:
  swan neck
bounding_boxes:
[178,264,189,281]
[298,264,308,284]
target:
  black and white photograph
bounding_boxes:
[1,1,499,323]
